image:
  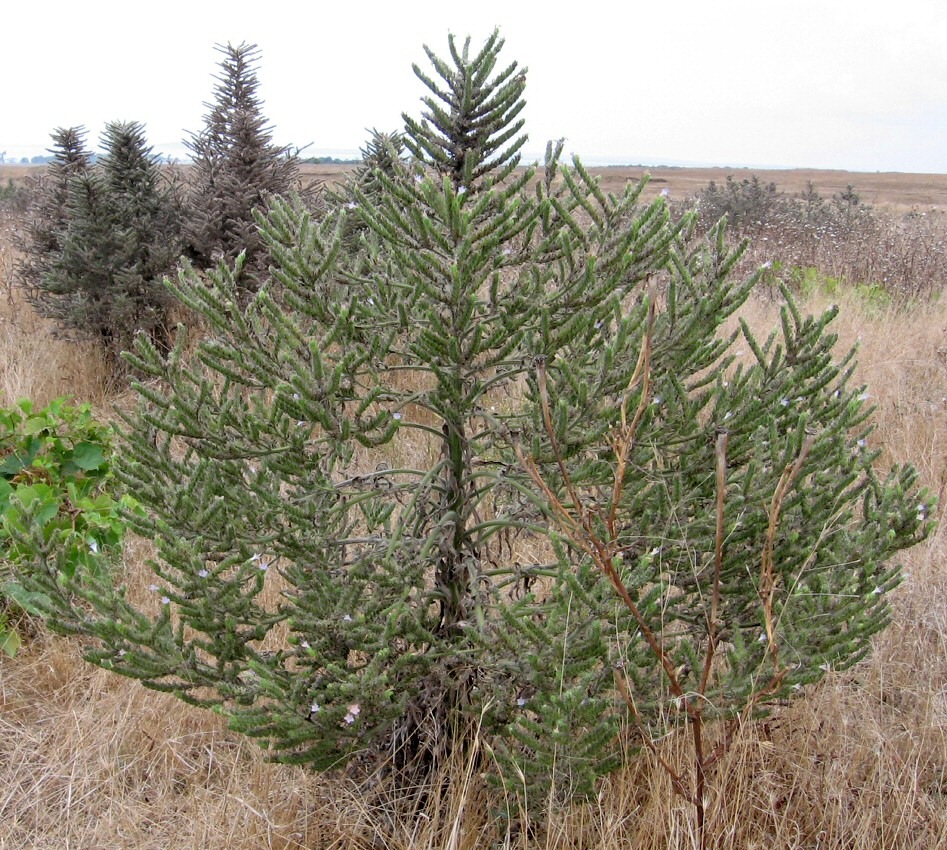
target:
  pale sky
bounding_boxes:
[3,0,946,173]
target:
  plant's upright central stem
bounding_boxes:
[436,412,476,633]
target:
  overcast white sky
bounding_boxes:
[3,0,946,173]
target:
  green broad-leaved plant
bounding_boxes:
[1,397,132,656]
[15,30,930,828]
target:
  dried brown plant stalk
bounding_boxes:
[514,288,831,850]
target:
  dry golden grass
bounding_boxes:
[0,215,110,408]
[9,161,947,212]
[598,166,947,214]
[2,182,947,848]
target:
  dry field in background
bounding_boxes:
[8,161,947,211]
[1,168,947,848]
[302,163,947,215]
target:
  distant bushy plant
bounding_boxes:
[17,122,183,373]
[0,177,30,214]
[183,42,305,294]
[0,397,130,656]
[326,128,409,249]
[15,127,93,300]
[696,173,780,232]
[16,30,929,834]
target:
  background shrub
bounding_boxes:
[692,177,947,300]
[182,42,307,295]
[16,122,182,375]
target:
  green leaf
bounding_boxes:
[0,448,35,478]
[0,625,21,658]
[69,442,107,471]
[11,484,60,527]
[23,415,53,436]
[2,580,52,616]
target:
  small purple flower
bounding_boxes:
[310,702,321,714]
[342,614,353,623]
[198,569,209,578]
[161,596,171,605]
[516,697,527,707]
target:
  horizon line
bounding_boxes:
[0,143,937,176]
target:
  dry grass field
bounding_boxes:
[596,165,947,214]
[9,160,947,212]
[293,162,947,214]
[1,167,947,849]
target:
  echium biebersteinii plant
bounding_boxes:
[18,29,929,812]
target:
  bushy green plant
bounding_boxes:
[787,265,893,310]
[15,30,929,828]
[0,397,131,656]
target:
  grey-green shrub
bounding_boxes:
[17,122,182,372]
[182,42,304,295]
[16,31,930,806]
